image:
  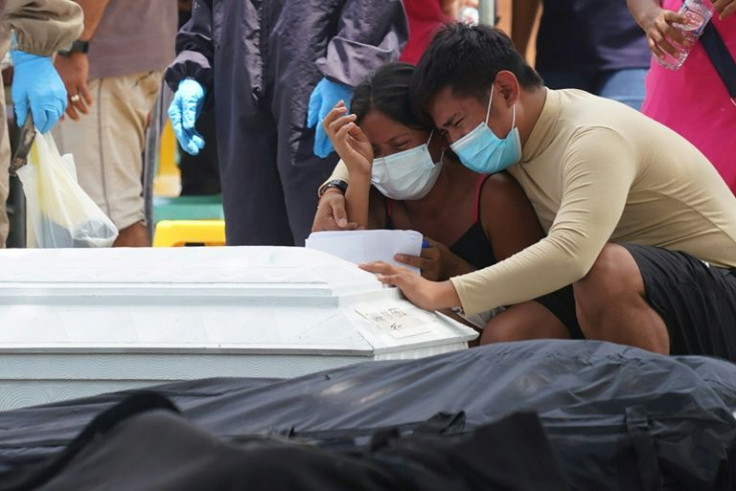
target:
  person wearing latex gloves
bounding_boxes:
[307,78,354,158]
[168,78,205,156]
[303,0,456,158]
[10,47,67,133]
[166,0,407,246]
[170,2,222,198]
[0,0,83,247]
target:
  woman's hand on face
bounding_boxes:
[713,0,736,19]
[321,101,373,176]
[637,6,687,60]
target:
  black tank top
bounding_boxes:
[384,175,496,270]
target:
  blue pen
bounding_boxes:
[422,239,430,248]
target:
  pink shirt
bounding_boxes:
[641,0,736,193]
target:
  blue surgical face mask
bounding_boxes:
[371,132,444,201]
[450,85,522,174]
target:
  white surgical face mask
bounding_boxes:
[371,133,443,200]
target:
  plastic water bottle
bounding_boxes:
[459,6,479,25]
[656,0,713,70]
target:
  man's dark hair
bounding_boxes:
[411,23,543,119]
[350,62,427,130]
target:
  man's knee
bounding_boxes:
[574,244,645,327]
[579,244,640,289]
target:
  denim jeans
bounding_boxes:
[538,68,649,111]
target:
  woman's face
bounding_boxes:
[360,110,443,161]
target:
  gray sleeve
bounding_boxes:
[3,0,83,56]
[316,0,409,87]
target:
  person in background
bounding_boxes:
[628,0,736,194]
[166,0,407,247]
[320,62,578,343]
[53,0,178,247]
[513,0,651,110]
[311,0,495,234]
[0,0,83,247]
[174,0,220,196]
[399,0,452,65]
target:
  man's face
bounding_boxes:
[428,85,511,144]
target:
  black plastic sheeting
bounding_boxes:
[0,340,735,490]
[0,396,570,491]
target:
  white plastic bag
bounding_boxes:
[16,131,118,248]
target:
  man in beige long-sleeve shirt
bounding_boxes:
[0,0,83,246]
[319,23,736,361]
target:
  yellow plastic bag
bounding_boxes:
[16,132,118,248]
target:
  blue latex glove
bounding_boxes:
[168,78,206,155]
[10,50,68,133]
[307,78,354,158]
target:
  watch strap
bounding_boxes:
[59,39,89,56]
[318,179,348,198]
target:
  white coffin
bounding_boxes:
[0,246,477,410]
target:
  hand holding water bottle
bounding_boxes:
[712,0,736,20]
[637,0,717,70]
[636,5,688,61]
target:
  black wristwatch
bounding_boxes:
[58,40,90,57]
[318,179,348,198]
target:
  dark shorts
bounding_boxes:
[623,243,736,361]
[535,244,736,361]
[534,286,584,340]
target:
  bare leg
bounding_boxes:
[573,244,669,354]
[480,301,570,344]
[439,308,484,347]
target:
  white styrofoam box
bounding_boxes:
[0,246,477,409]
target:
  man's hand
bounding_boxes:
[311,189,360,232]
[54,53,92,120]
[359,261,461,311]
[713,0,736,19]
[636,6,687,60]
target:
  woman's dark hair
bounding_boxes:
[411,23,543,118]
[350,62,428,130]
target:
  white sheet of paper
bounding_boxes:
[355,306,433,339]
[305,229,424,274]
